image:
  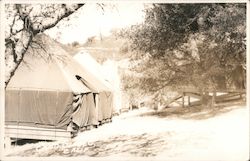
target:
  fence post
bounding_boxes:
[182,92,185,108]
[211,91,216,108]
[188,95,191,106]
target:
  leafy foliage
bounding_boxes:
[122,3,246,94]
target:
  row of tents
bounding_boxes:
[5,34,121,135]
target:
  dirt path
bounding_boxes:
[5,103,249,160]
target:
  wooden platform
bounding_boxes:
[4,125,72,149]
[4,119,114,149]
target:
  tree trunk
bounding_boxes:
[5,31,33,87]
[231,65,246,89]
[201,91,210,108]
[216,75,227,90]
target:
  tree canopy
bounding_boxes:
[122,3,246,94]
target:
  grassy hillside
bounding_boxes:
[60,34,128,64]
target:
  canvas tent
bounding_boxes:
[73,51,114,121]
[102,59,122,114]
[5,34,113,141]
[73,51,113,91]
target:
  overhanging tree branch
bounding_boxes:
[5,4,85,87]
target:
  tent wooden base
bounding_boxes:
[4,118,113,149]
[4,125,72,149]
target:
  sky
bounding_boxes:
[46,3,146,44]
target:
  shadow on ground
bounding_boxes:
[139,100,246,120]
[8,132,171,157]
[12,139,52,146]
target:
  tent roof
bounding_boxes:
[73,51,113,92]
[7,34,91,93]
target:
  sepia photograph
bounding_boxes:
[1,0,249,160]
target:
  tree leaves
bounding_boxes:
[123,3,246,93]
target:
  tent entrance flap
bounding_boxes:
[72,93,98,128]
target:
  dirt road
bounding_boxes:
[5,103,249,161]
